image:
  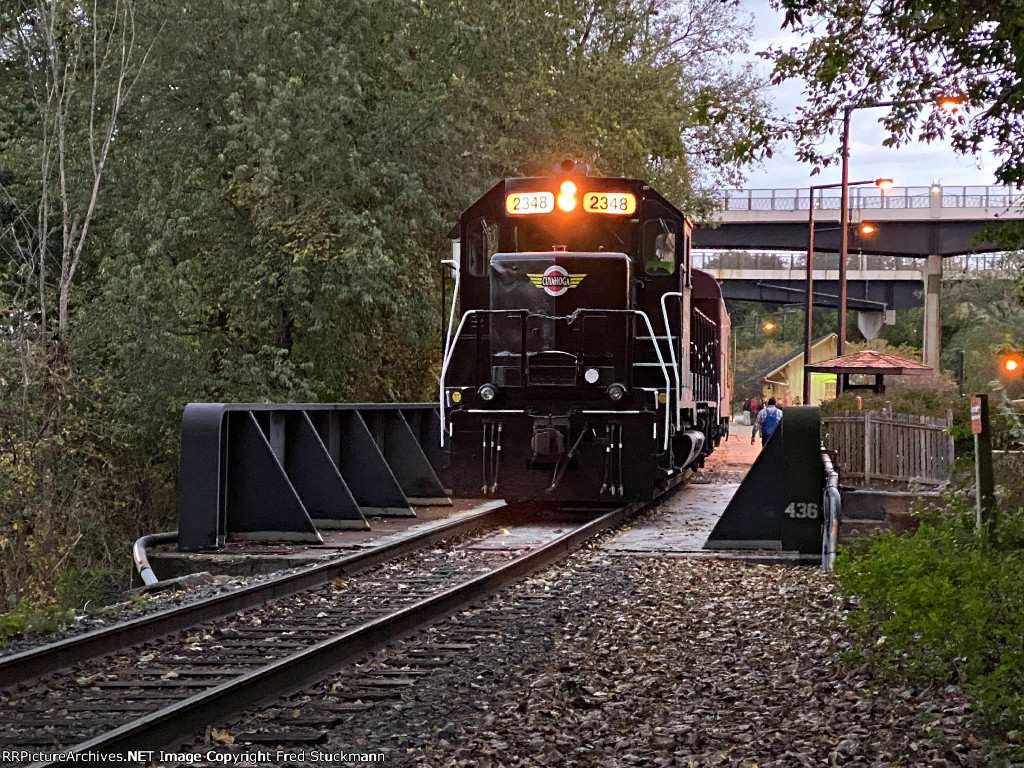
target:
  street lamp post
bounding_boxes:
[804,178,893,405]
[839,107,852,357]
[731,315,785,412]
[837,96,961,358]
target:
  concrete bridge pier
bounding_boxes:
[923,254,942,369]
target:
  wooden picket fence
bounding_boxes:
[822,409,954,487]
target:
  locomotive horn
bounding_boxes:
[554,159,590,176]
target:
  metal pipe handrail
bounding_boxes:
[717,185,1023,211]
[132,531,178,586]
[633,310,672,449]
[660,291,684,430]
[439,309,480,445]
[439,309,672,449]
[821,450,841,571]
[441,259,461,361]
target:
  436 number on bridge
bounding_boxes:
[784,502,819,519]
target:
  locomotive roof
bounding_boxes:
[447,176,688,239]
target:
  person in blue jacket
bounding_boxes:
[751,396,783,448]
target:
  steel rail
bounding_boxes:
[31,479,683,764]
[0,501,511,690]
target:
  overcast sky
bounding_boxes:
[736,0,1002,192]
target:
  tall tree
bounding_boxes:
[1,0,151,337]
[0,0,777,610]
[0,0,155,608]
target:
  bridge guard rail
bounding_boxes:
[177,404,448,552]
[821,450,841,571]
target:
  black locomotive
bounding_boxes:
[440,163,731,502]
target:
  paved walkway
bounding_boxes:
[604,483,739,554]
[600,427,800,561]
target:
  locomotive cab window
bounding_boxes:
[512,217,629,254]
[465,218,499,276]
[643,218,680,276]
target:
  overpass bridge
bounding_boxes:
[691,184,1024,366]
[695,184,1024,256]
[692,251,924,312]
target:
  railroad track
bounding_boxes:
[2,480,683,767]
[0,500,512,690]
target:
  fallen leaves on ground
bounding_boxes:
[419,556,981,768]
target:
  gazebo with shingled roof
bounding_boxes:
[803,350,931,395]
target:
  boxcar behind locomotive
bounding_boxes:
[440,164,730,502]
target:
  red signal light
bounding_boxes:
[1001,353,1023,377]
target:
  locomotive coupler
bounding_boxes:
[529,415,569,467]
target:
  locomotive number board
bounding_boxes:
[505,191,554,215]
[583,192,636,215]
[504,190,637,215]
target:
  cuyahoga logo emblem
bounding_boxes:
[527,265,586,297]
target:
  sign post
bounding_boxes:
[971,395,996,533]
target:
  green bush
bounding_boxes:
[837,503,1024,740]
[0,601,75,647]
[822,387,966,421]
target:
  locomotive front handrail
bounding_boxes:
[439,309,482,445]
[660,291,683,431]
[441,258,460,361]
[439,309,671,449]
[632,310,672,450]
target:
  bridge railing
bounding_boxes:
[947,253,1023,276]
[693,250,923,273]
[693,249,1018,276]
[720,185,1023,212]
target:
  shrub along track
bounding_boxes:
[1,481,684,767]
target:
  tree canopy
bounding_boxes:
[0,0,775,611]
[766,0,1024,185]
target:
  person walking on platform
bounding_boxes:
[751,396,782,449]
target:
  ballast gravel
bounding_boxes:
[405,555,979,768]
[0,568,289,657]
[204,549,983,767]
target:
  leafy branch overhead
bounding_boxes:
[765,0,1024,184]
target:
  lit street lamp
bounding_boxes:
[837,96,961,358]
[804,177,893,405]
[731,308,806,410]
[730,314,787,405]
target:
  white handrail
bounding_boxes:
[634,310,672,450]
[439,309,671,451]
[660,291,683,431]
[441,258,461,361]
[438,309,479,446]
